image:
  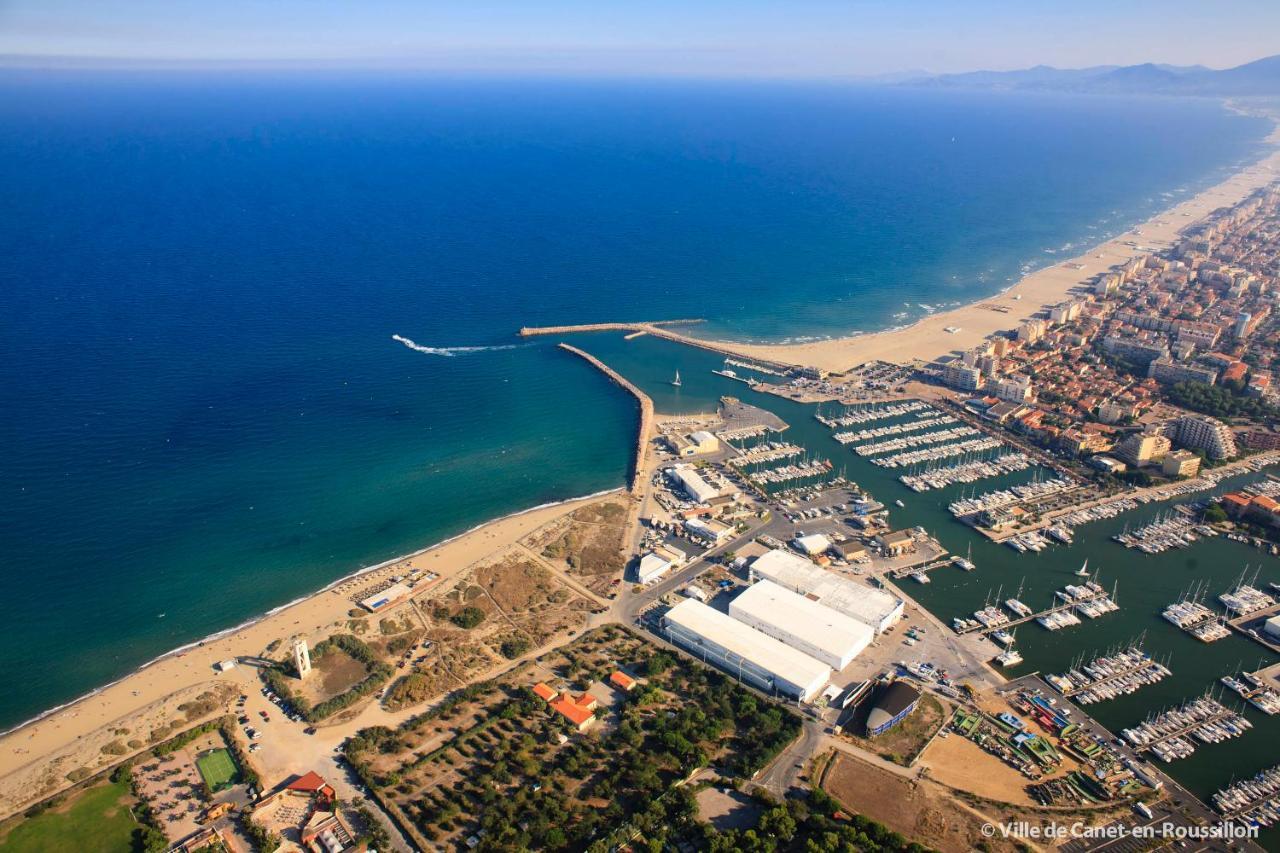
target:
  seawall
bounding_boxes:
[519,319,704,337]
[522,319,799,375]
[557,343,653,494]
[641,326,797,373]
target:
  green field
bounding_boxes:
[0,779,137,853]
[195,748,239,791]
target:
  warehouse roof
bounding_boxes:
[730,580,873,665]
[750,549,902,631]
[794,533,832,555]
[663,599,830,689]
[668,465,719,504]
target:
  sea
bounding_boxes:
[0,70,1272,734]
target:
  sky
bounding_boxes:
[1,0,1278,77]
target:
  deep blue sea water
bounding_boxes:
[0,71,1270,728]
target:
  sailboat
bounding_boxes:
[996,630,1023,666]
[671,369,682,387]
[952,543,976,572]
[1075,559,1091,578]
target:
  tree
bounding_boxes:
[500,637,531,659]
[1204,503,1229,524]
[452,606,486,629]
[133,826,169,853]
[644,651,675,677]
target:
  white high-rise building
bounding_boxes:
[1173,414,1237,460]
[993,374,1033,403]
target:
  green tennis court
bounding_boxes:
[195,748,239,790]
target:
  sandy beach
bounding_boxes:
[0,489,620,819]
[660,131,1280,373]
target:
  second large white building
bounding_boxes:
[750,548,904,634]
[729,579,873,669]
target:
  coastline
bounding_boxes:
[657,121,1280,372]
[0,486,621,817]
[4,101,1280,822]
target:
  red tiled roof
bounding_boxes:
[285,771,335,800]
[1251,495,1279,512]
[550,696,595,727]
[286,771,327,792]
[533,682,559,702]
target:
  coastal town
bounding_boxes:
[6,131,1280,853]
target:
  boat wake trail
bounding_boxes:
[392,334,526,357]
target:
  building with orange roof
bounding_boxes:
[286,770,336,803]
[1221,493,1252,518]
[249,772,347,850]
[1248,495,1280,526]
[549,693,597,731]
[609,671,637,692]
[1222,361,1248,384]
[532,682,559,702]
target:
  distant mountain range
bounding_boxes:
[898,54,1280,96]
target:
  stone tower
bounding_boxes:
[293,639,312,680]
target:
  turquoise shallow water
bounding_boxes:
[0,71,1271,729]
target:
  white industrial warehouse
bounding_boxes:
[666,464,720,504]
[729,579,874,669]
[749,548,904,634]
[662,598,831,702]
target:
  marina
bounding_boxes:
[710,368,759,386]
[898,452,1032,492]
[887,555,962,581]
[1163,583,1233,643]
[1112,511,1216,553]
[831,412,954,444]
[815,400,928,428]
[1213,764,1280,825]
[1004,530,1054,553]
[948,476,1078,518]
[742,458,833,487]
[1045,641,1172,704]
[1121,694,1253,763]
[1219,570,1277,617]
[952,578,1118,635]
[551,332,1280,849]
[850,425,979,456]
[1221,670,1280,715]
[869,435,1003,468]
[727,441,804,466]
[722,356,787,378]
[1058,497,1139,528]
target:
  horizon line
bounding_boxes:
[0,50,1276,79]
